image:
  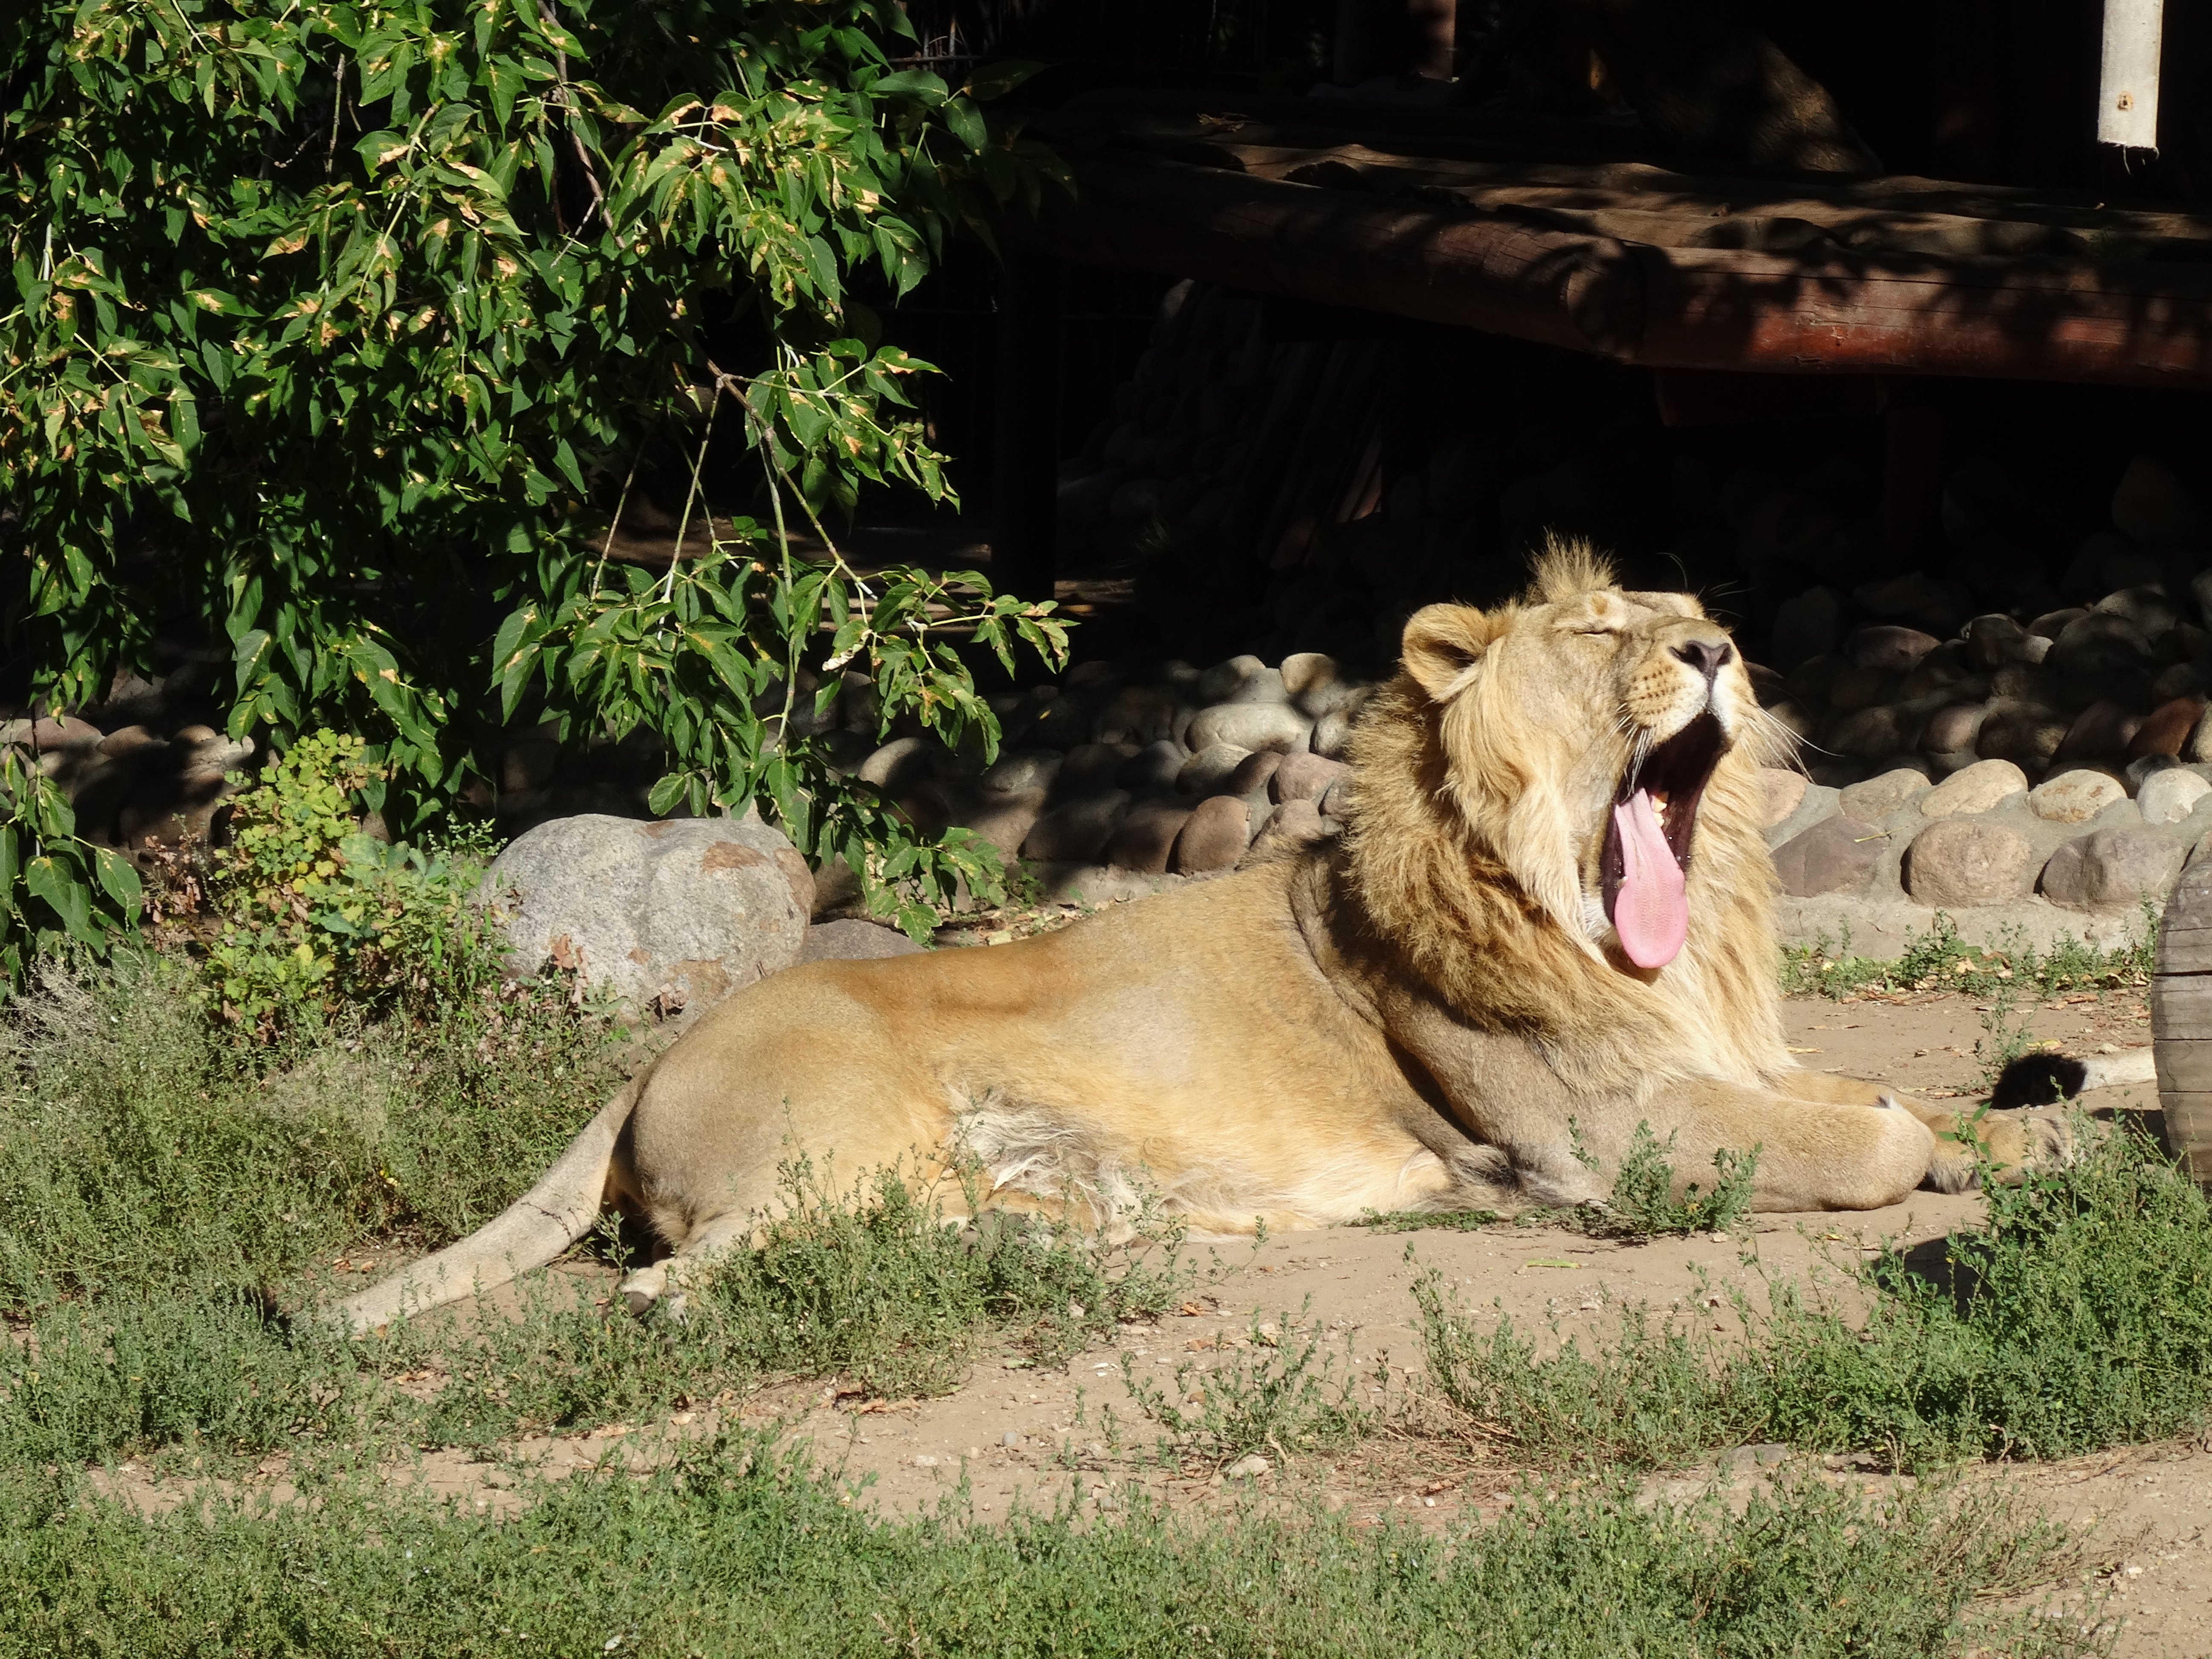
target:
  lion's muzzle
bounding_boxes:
[1601,710,1726,968]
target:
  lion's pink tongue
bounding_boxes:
[1612,790,1687,969]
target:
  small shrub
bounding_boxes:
[1121,1304,1375,1467]
[0,1430,2099,1659]
[1418,1120,2212,1471]
[187,730,508,1030]
[1591,1123,1758,1240]
[1781,911,2151,1001]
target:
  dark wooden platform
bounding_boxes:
[1010,89,2212,391]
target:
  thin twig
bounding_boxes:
[662,383,720,604]
[591,445,643,599]
[538,0,606,230]
[324,55,344,177]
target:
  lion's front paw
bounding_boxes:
[1924,1106,2082,1193]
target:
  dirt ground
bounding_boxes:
[99,984,2212,1655]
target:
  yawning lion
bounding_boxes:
[336,543,2062,1332]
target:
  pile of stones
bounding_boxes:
[1758,456,2212,791]
[1759,748,2202,954]
[822,625,2203,950]
[822,650,1373,906]
[2,694,255,864]
[22,620,2191,964]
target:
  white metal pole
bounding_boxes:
[2098,0,2165,150]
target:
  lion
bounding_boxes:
[335,543,2065,1333]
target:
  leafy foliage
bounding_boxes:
[0,748,142,980]
[0,1437,2098,1659]
[1,0,1068,958]
[1419,1120,2212,1471]
[179,730,506,1028]
[1780,911,2154,1001]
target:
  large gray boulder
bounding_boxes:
[483,814,813,1014]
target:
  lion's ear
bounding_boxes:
[1400,604,1498,700]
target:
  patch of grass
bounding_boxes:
[0,957,1197,1464]
[0,1432,2101,1659]
[1121,1304,1376,1467]
[1419,1293,1766,1467]
[1353,1129,1754,1244]
[1780,910,2153,1001]
[0,952,620,1316]
[1419,1121,2212,1471]
[670,1160,1193,1400]
[1352,1207,1501,1234]
[1757,1120,2212,1464]
[1578,1122,1758,1240]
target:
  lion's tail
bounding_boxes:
[326,1069,650,1336]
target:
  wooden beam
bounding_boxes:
[989,250,1061,604]
[1005,154,2212,388]
[1013,157,1644,360]
[1634,242,2212,383]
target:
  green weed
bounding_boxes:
[1121,1304,1375,1467]
[0,1431,2100,1658]
[1583,1122,1758,1240]
[1419,1121,2212,1470]
[1353,1207,1501,1234]
[1780,911,2152,1001]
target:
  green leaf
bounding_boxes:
[961,60,1045,102]
[90,846,143,913]
[867,69,947,105]
[25,856,100,946]
[233,629,275,694]
[942,95,986,154]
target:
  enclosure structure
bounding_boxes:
[992,85,2212,596]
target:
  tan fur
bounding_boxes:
[333,544,2066,1333]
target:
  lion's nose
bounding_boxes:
[1671,638,1732,681]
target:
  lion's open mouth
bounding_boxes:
[1599,713,1726,969]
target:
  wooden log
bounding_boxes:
[1631,242,2212,384]
[1013,157,1648,361]
[1048,98,2212,244]
[2160,1092,2212,1183]
[1007,154,2212,389]
[2157,924,2212,974]
[2153,1036,2212,1094]
[2157,838,2212,1181]
[1233,149,2184,260]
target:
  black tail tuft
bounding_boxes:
[1991,1053,2089,1110]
